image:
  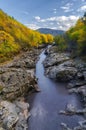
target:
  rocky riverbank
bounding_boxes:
[0,48,41,130]
[43,45,86,130]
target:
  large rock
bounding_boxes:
[10,58,35,69]
[0,101,19,129]
[45,61,77,81]
[43,53,70,68]
[69,85,86,106]
[44,46,86,84]
[67,80,86,89]
[0,68,37,100]
[0,49,40,100]
[0,100,30,130]
[44,46,58,55]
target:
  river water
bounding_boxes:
[27,50,84,130]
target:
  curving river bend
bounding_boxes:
[27,50,84,130]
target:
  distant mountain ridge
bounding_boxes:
[37,28,64,36]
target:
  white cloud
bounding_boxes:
[50,22,54,25]
[61,2,73,12]
[25,23,40,30]
[47,17,56,21]
[34,16,41,21]
[61,6,69,10]
[59,26,63,29]
[40,19,46,22]
[65,9,74,13]
[69,15,78,20]
[45,15,78,22]
[66,3,73,6]
[34,15,79,30]
[53,9,57,14]
[77,5,86,12]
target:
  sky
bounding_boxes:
[0,0,86,30]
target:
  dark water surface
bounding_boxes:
[28,50,84,130]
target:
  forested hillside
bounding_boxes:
[0,9,53,63]
[54,13,86,59]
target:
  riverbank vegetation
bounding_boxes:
[54,13,86,59]
[0,9,53,63]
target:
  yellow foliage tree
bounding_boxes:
[46,34,54,43]
[0,9,54,62]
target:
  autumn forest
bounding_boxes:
[0,9,53,63]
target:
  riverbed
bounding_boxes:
[27,50,84,130]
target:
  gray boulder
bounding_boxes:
[0,49,40,100]
[45,61,77,81]
[69,85,86,106]
[0,100,30,130]
[43,53,70,68]
[10,57,35,69]
[44,46,58,55]
[0,101,19,129]
[0,68,37,100]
